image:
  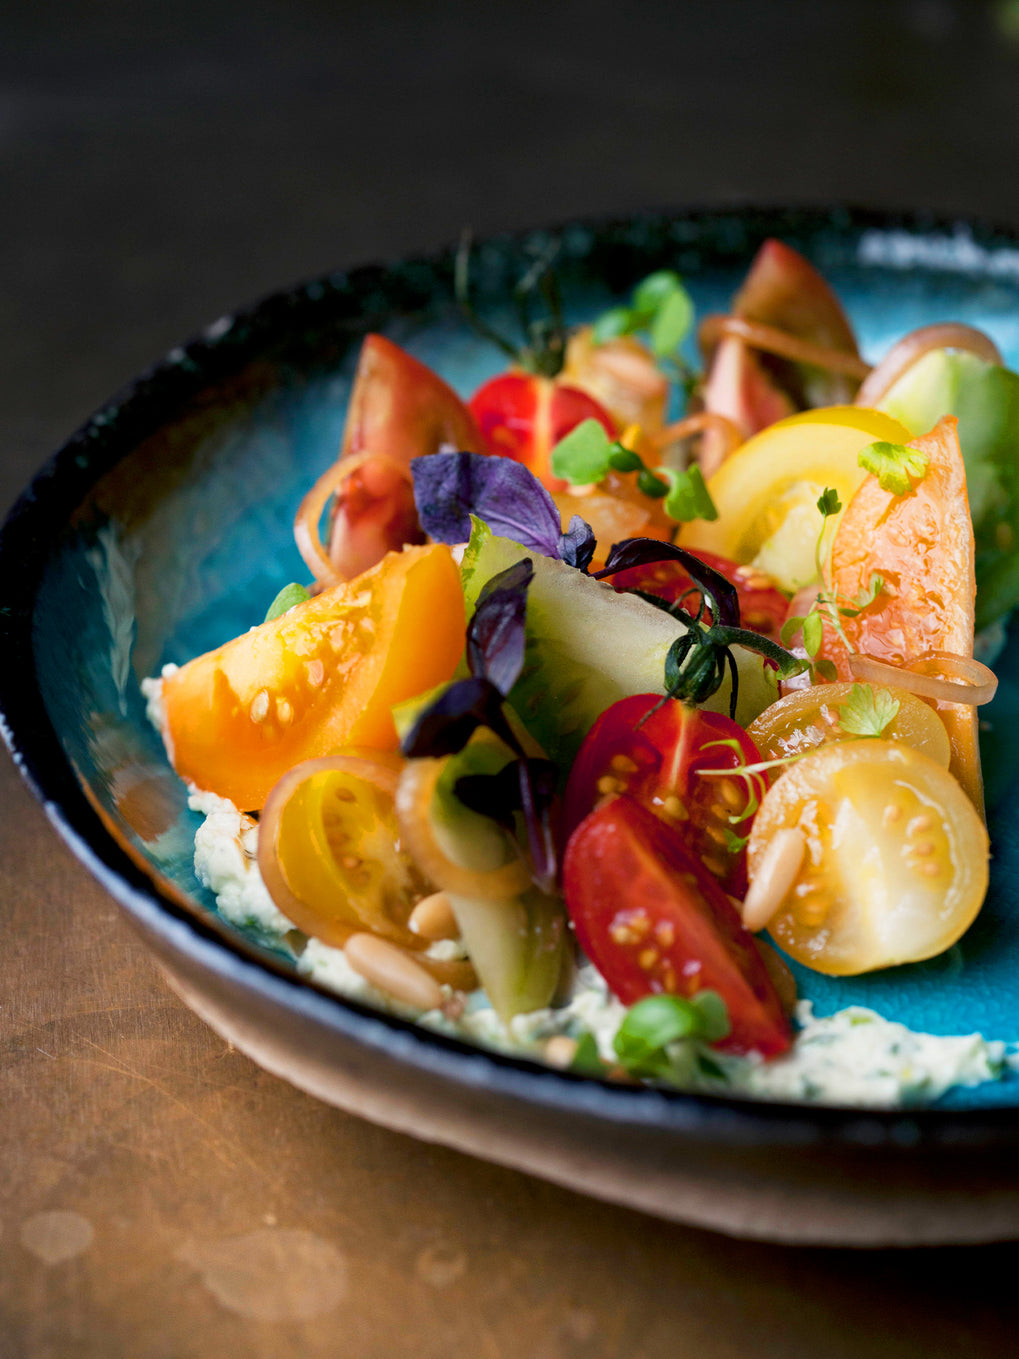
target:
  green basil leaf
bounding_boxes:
[549,418,613,485]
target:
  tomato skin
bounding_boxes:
[468,371,616,493]
[561,695,766,897]
[563,796,791,1057]
[610,549,788,641]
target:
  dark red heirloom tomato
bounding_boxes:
[563,796,791,1057]
[468,372,616,494]
[609,550,787,641]
[562,695,766,897]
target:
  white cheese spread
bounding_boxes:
[189,791,1008,1108]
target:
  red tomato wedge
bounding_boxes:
[700,239,863,469]
[609,549,788,641]
[324,335,484,579]
[563,796,791,1057]
[468,371,616,493]
[561,695,765,897]
[817,415,983,809]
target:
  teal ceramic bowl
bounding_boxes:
[6,207,1019,1244]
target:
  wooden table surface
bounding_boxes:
[5,2,1019,1353]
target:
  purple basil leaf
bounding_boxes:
[557,514,597,573]
[401,675,519,759]
[467,559,533,695]
[516,758,558,893]
[595,538,741,627]
[411,451,562,556]
[455,757,559,892]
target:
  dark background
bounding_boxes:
[4,1,1019,1354]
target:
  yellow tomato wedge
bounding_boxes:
[162,543,465,809]
[746,741,988,976]
[680,405,911,591]
[747,682,951,768]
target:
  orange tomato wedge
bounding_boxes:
[818,415,983,810]
[162,543,465,809]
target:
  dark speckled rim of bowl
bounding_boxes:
[4,203,1019,1156]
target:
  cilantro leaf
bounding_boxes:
[264,582,311,622]
[837,682,900,738]
[858,440,930,496]
[817,487,842,517]
[549,418,613,486]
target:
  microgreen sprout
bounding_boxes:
[568,991,731,1082]
[550,420,717,524]
[264,582,311,622]
[592,270,695,357]
[778,487,886,677]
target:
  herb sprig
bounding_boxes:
[549,419,717,524]
[570,991,731,1083]
[778,487,886,678]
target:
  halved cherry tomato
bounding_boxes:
[322,335,484,579]
[609,549,788,641]
[563,795,791,1056]
[746,740,988,976]
[747,681,951,768]
[817,415,983,809]
[161,543,465,809]
[258,752,425,949]
[561,694,766,897]
[468,371,616,493]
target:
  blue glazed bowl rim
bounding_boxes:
[4,202,1019,1152]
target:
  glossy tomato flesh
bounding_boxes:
[562,695,766,897]
[563,796,791,1056]
[609,549,788,640]
[468,371,616,493]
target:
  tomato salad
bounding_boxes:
[147,240,1017,1104]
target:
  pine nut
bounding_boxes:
[344,933,443,1011]
[408,891,458,941]
[742,828,806,933]
[544,1035,579,1068]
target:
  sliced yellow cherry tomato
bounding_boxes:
[258,752,429,950]
[747,682,951,768]
[680,406,910,591]
[746,740,988,976]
